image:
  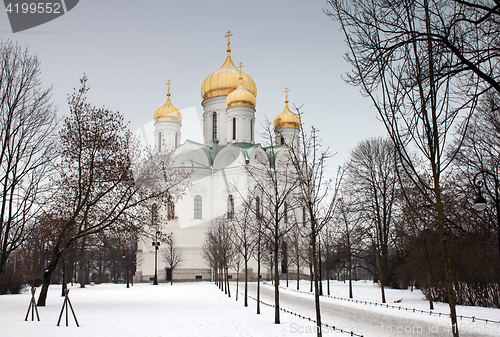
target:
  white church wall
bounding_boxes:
[202,96,228,146]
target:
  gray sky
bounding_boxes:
[0,0,387,170]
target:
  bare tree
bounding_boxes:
[161,233,183,285]
[245,120,300,324]
[334,194,366,299]
[230,199,257,307]
[327,1,481,334]
[287,221,306,290]
[202,216,235,297]
[0,41,57,282]
[286,110,344,337]
[345,137,398,303]
[36,76,190,306]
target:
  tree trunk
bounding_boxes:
[312,234,322,337]
[79,236,86,288]
[327,268,330,296]
[61,255,67,297]
[274,240,280,324]
[226,268,231,298]
[236,270,239,301]
[310,263,313,292]
[37,247,64,306]
[424,237,434,310]
[426,266,434,310]
[348,251,353,299]
[297,262,300,290]
[378,249,386,303]
[244,258,248,307]
[436,195,459,337]
[257,239,261,314]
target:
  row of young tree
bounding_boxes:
[0,41,191,307]
[200,97,498,337]
[201,0,500,330]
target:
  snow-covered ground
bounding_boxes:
[0,280,498,337]
[254,280,500,337]
[0,282,320,337]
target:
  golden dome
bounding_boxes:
[201,31,257,100]
[226,72,256,109]
[154,81,182,124]
[273,90,301,130]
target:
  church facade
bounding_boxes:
[135,32,302,283]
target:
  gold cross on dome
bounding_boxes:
[238,62,244,73]
[166,80,172,94]
[225,30,233,49]
[284,87,289,100]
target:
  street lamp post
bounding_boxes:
[122,255,130,288]
[473,169,500,266]
[151,203,160,285]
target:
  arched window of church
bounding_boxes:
[213,111,218,140]
[256,196,260,220]
[175,132,178,148]
[250,120,253,142]
[194,195,202,219]
[284,201,288,223]
[227,195,234,219]
[302,206,307,227]
[233,117,236,140]
[167,197,175,220]
[158,132,162,152]
[280,135,285,145]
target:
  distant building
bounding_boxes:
[135,32,302,283]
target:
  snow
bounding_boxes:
[0,282,339,337]
[0,280,499,337]
[254,280,500,337]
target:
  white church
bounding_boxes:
[135,32,302,283]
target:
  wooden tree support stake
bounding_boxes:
[57,289,79,327]
[24,287,40,321]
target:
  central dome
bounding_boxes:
[201,49,257,100]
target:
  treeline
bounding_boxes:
[0,41,191,307]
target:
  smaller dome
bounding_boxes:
[154,82,183,124]
[226,75,256,109]
[273,94,300,130]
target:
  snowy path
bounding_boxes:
[246,282,500,337]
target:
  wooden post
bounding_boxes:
[57,289,79,327]
[24,287,40,321]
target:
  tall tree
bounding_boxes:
[230,199,257,307]
[0,41,57,282]
[246,119,300,324]
[37,76,190,306]
[328,1,481,335]
[334,194,366,299]
[286,111,343,337]
[345,137,398,303]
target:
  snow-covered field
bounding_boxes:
[0,281,338,337]
[0,280,498,337]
